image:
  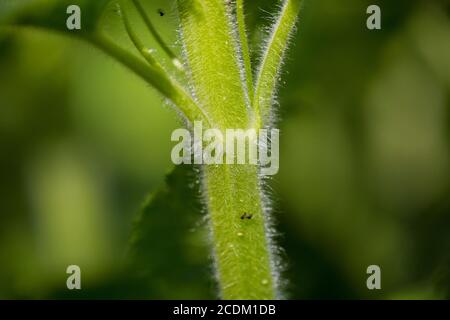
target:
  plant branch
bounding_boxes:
[131,0,183,70]
[119,1,161,68]
[253,0,301,128]
[177,0,249,129]
[89,32,210,125]
[177,0,278,299]
[236,0,254,105]
[204,163,277,299]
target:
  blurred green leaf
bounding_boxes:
[0,0,111,34]
[126,165,214,299]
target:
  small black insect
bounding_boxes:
[158,9,165,17]
[240,212,253,220]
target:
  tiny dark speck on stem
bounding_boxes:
[158,9,165,17]
[240,212,253,220]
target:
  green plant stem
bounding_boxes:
[119,1,160,68]
[6,0,302,301]
[89,33,209,125]
[177,0,281,299]
[253,0,301,127]
[236,0,254,105]
[177,0,249,129]
[131,0,183,70]
[204,163,275,299]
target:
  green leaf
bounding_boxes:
[0,0,111,34]
[126,165,214,299]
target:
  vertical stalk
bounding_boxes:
[254,0,301,127]
[236,0,254,104]
[177,0,275,299]
[89,33,209,125]
[177,0,249,129]
[204,163,275,299]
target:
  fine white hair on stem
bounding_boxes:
[225,0,253,117]
[253,0,302,128]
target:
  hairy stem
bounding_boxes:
[177,0,277,299]
[236,0,254,104]
[204,163,276,299]
[254,0,301,127]
[131,0,183,70]
[4,0,302,301]
[177,0,249,129]
[119,1,160,68]
[89,33,209,125]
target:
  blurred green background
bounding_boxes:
[0,0,449,299]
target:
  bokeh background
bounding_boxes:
[0,0,449,299]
